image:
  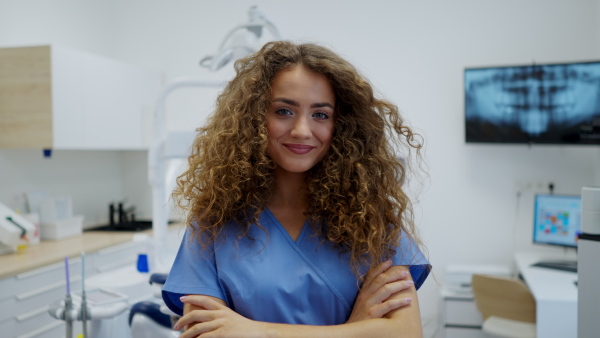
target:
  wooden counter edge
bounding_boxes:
[0,230,143,280]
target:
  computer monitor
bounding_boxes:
[533,194,582,248]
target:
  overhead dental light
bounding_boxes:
[199,6,281,72]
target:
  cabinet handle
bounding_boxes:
[16,258,80,279]
[96,241,136,256]
[16,276,81,300]
[16,305,49,321]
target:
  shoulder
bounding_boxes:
[390,231,431,290]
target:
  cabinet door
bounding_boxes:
[444,298,483,326]
[51,45,85,149]
[0,46,53,148]
[0,45,161,150]
[52,46,161,150]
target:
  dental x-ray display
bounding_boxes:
[465,61,600,144]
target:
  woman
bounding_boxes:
[162,41,431,337]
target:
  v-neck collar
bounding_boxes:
[264,207,309,244]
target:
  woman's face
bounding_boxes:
[266,65,336,175]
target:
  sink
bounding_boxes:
[86,221,153,232]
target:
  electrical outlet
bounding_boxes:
[514,180,554,193]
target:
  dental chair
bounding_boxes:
[129,273,180,338]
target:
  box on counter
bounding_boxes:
[40,215,83,240]
[39,196,73,223]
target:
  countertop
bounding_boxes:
[0,229,151,279]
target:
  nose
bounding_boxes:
[290,116,311,139]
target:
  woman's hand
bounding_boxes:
[175,295,266,338]
[346,260,415,323]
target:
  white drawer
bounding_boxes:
[1,258,83,301]
[0,275,81,323]
[90,241,140,273]
[444,297,483,326]
[445,327,489,338]
[15,318,64,338]
[0,303,56,337]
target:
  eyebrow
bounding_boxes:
[272,97,334,109]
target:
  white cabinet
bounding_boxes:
[0,45,162,150]
[0,240,142,338]
[441,288,489,338]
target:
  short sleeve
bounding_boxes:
[161,228,225,316]
[391,232,431,290]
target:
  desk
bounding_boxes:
[515,252,578,338]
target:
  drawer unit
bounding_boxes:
[441,288,487,338]
[0,261,82,323]
[0,258,82,301]
[444,296,484,326]
[0,239,141,337]
[0,277,75,324]
[0,304,55,337]
[15,319,64,338]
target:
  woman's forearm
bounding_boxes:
[261,316,422,338]
[179,291,423,338]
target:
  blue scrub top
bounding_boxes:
[162,208,430,325]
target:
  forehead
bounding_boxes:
[270,65,335,104]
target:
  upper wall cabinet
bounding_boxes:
[0,45,162,149]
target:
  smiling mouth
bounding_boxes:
[284,144,315,154]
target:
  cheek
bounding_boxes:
[266,119,281,140]
[317,124,335,145]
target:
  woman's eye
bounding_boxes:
[313,112,329,119]
[275,108,293,116]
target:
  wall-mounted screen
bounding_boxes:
[465,61,600,144]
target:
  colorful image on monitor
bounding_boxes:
[533,194,581,247]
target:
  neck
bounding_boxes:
[268,168,309,210]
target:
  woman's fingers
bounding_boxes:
[180,295,224,310]
[348,264,414,323]
[369,279,414,305]
[179,320,221,338]
[363,259,393,287]
[368,297,413,318]
[174,296,226,331]
[174,309,217,331]
[365,265,410,296]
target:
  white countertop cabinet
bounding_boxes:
[0,45,162,150]
[0,240,142,338]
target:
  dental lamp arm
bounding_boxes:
[149,78,225,271]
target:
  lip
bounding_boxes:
[284,143,315,154]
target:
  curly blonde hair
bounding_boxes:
[174,41,424,276]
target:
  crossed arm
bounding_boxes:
[174,260,423,338]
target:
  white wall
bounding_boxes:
[0,150,124,225]
[0,0,119,56]
[1,0,600,334]
[0,0,120,225]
